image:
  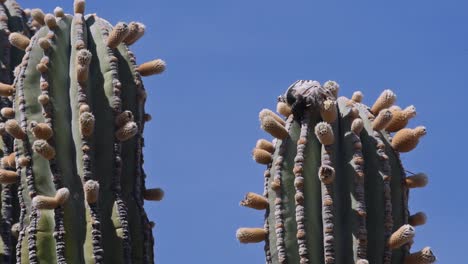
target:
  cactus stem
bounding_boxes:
[240,192,268,210]
[388,225,415,249]
[371,89,396,115]
[137,59,166,76]
[320,141,336,263]
[236,228,267,244]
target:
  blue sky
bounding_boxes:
[22,0,468,263]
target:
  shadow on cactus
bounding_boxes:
[237,80,435,264]
[0,0,165,263]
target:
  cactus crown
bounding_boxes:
[237,80,434,264]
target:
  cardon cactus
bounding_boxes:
[0,0,165,263]
[237,80,435,264]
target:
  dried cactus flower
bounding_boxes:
[392,126,426,152]
[404,247,436,264]
[84,180,100,204]
[388,224,415,249]
[277,101,292,117]
[314,122,334,145]
[371,89,396,114]
[372,108,393,130]
[252,148,273,164]
[236,228,267,243]
[409,212,427,226]
[137,59,166,76]
[240,192,268,210]
[255,139,274,154]
[8,32,30,50]
[107,22,130,49]
[143,188,164,201]
[260,116,288,140]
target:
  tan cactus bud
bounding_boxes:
[115,110,134,127]
[371,89,396,114]
[32,140,56,160]
[124,22,146,45]
[5,119,26,140]
[77,49,92,66]
[236,228,267,243]
[255,139,274,154]
[0,107,15,119]
[356,260,369,264]
[323,80,339,98]
[32,195,57,209]
[74,0,86,14]
[252,148,272,164]
[84,180,99,204]
[44,14,57,29]
[31,9,45,26]
[260,116,288,140]
[405,173,428,188]
[18,156,30,167]
[143,188,164,201]
[320,99,337,123]
[351,118,364,135]
[372,108,393,131]
[39,37,51,50]
[11,223,20,239]
[54,7,65,18]
[38,94,50,105]
[79,104,90,114]
[392,126,426,152]
[314,122,334,145]
[29,122,53,140]
[115,121,138,141]
[409,212,427,226]
[144,113,152,122]
[388,224,415,249]
[387,105,417,132]
[404,247,436,264]
[240,192,268,210]
[319,165,336,184]
[55,188,70,205]
[137,59,166,76]
[351,91,363,103]
[76,65,88,82]
[0,82,14,96]
[107,22,130,49]
[79,112,95,137]
[276,101,292,117]
[259,108,285,126]
[1,152,16,169]
[36,63,48,73]
[0,169,19,184]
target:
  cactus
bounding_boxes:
[237,80,435,264]
[0,0,165,263]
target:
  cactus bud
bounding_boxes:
[31,9,45,26]
[115,121,138,141]
[0,169,18,184]
[372,108,393,131]
[1,152,16,169]
[36,63,48,73]
[29,122,53,140]
[32,140,56,160]
[323,80,339,98]
[260,116,288,140]
[84,180,99,204]
[236,228,267,243]
[137,59,166,76]
[259,109,285,126]
[388,224,415,249]
[5,119,26,140]
[11,223,20,239]
[356,260,369,264]
[240,192,268,210]
[74,0,86,14]
[32,195,57,209]
[79,112,95,137]
[39,37,51,50]
[115,110,134,127]
[38,94,50,105]
[276,101,292,117]
[124,22,146,45]
[143,188,164,201]
[55,188,70,206]
[255,139,274,154]
[0,82,14,96]
[107,22,130,49]
[387,105,417,132]
[371,89,396,114]
[54,7,65,18]
[144,113,152,122]
[252,148,272,164]
[0,107,15,119]
[405,173,428,188]
[351,118,364,135]
[320,99,337,123]
[392,126,426,152]
[404,247,436,264]
[319,165,336,184]
[17,156,30,167]
[351,91,363,103]
[44,14,57,29]
[314,122,334,145]
[409,212,427,226]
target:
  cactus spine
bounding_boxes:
[238,80,435,264]
[0,0,165,262]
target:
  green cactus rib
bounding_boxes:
[1,4,163,261]
[239,80,434,264]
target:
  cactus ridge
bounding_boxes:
[237,80,435,264]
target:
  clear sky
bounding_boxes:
[21,0,468,263]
